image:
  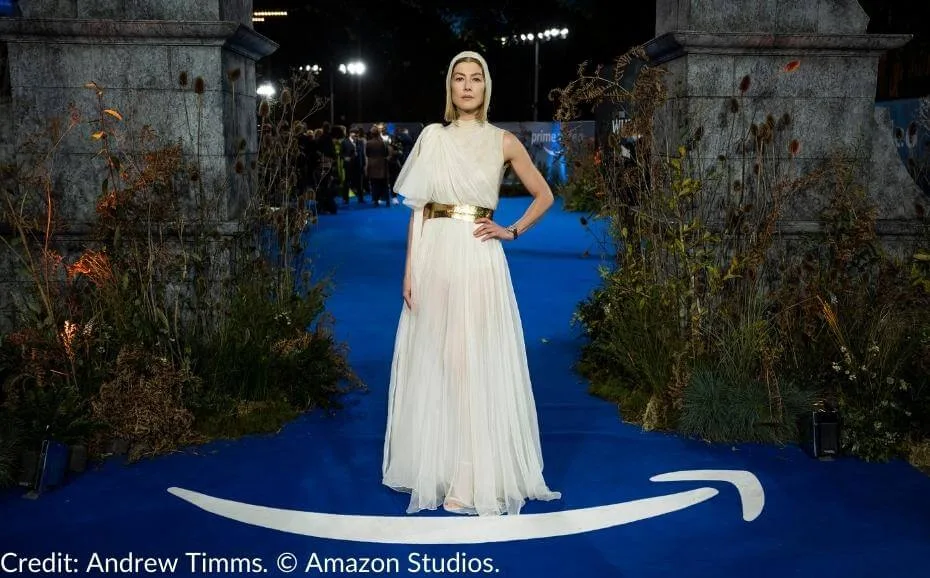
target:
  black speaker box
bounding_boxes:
[799,407,841,459]
[17,439,71,497]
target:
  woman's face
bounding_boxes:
[450,60,485,116]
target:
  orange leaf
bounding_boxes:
[103,109,123,121]
[782,60,800,73]
[91,131,106,140]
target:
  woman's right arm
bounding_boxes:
[406,210,414,277]
[403,210,415,309]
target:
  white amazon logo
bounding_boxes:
[167,469,764,544]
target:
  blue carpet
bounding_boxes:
[2,197,929,577]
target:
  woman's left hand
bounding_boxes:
[473,217,513,242]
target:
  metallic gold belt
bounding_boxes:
[423,202,493,223]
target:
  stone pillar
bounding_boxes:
[0,0,277,328]
[644,0,923,236]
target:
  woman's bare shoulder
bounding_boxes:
[500,130,525,161]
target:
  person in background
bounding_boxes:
[365,124,392,207]
[346,128,367,203]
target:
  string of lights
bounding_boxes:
[252,10,286,23]
[499,27,569,46]
[285,62,368,123]
[499,27,570,120]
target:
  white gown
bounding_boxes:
[381,118,561,516]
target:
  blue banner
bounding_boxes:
[350,120,595,188]
[875,98,929,193]
[495,121,595,186]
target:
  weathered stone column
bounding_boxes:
[643,0,923,238]
[0,0,277,328]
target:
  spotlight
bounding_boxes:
[340,61,366,75]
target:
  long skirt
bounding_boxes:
[381,214,561,516]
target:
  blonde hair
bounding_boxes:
[444,52,492,122]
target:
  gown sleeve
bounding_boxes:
[393,124,440,210]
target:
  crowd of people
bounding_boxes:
[297,121,418,214]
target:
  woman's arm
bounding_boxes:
[473,132,555,243]
[406,210,414,277]
[501,131,554,237]
[403,210,415,309]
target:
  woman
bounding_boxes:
[381,51,560,516]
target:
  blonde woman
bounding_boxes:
[381,51,560,516]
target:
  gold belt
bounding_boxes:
[423,202,493,223]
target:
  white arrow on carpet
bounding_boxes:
[167,469,764,544]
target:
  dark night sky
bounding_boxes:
[250,0,657,125]
[250,0,930,127]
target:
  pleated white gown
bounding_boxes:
[382,119,561,516]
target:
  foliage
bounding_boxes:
[679,368,813,444]
[572,267,686,428]
[554,46,930,466]
[556,129,603,215]
[0,69,362,483]
[909,437,930,475]
[0,406,20,488]
[680,291,815,444]
[774,160,930,461]
[90,346,200,461]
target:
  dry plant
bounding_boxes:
[247,73,327,281]
[556,48,833,442]
[90,346,202,461]
[0,67,359,465]
[558,47,930,461]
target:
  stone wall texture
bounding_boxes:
[646,0,924,237]
[0,0,276,329]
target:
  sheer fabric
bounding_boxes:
[381,118,561,516]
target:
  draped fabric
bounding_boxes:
[382,118,561,516]
[393,119,505,266]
